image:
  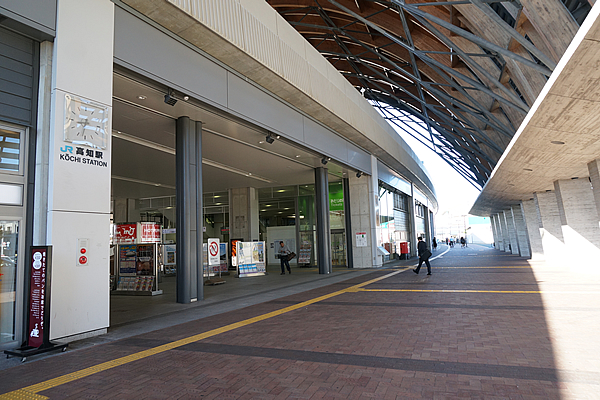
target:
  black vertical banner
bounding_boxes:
[27,246,52,348]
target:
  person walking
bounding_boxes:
[278,241,291,275]
[432,237,437,251]
[413,236,432,275]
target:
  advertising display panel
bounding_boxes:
[230,238,242,267]
[237,241,266,278]
[115,223,136,243]
[118,244,137,275]
[139,222,161,243]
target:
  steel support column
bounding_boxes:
[176,117,203,303]
[315,167,332,274]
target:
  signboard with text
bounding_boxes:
[140,223,161,243]
[208,238,220,266]
[28,246,52,348]
[115,224,137,243]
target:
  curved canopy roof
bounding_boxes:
[269,0,588,189]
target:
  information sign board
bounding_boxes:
[208,238,220,266]
[356,232,368,247]
[28,247,50,348]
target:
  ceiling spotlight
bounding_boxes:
[321,157,329,165]
[137,95,147,100]
[164,89,177,106]
[183,95,190,101]
[265,134,275,144]
[356,171,363,178]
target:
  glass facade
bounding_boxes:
[0,127,21,173]
[378,186,395,254]
[0,221,18,344]
[378,184,412,257]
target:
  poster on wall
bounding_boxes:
[356,232,368,247]
[119,244,137,275]
[163,244,176,265]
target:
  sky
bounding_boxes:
[394,128,482,216]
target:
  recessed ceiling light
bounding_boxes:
[551,140,565,145]
[137,95,147,100]
[296,155,300,158]
[259,141,264,144]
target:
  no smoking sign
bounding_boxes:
[208,238,220,266]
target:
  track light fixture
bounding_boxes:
[265,133,275,144]
[356,171,363,178]
[321,157,330,165]
[164,89,177,106]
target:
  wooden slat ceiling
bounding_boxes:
[268,0,584,189]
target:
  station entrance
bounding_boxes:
[109,69,352,324]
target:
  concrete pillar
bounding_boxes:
[498,212,510,252]
[587,159,600,223]
[33,41,53,246]
[493,214,505,251]
[521,199,545,261]
[511,204,530,258]
[348,173,375,268]
[370,156,383,266]
[315,167,332,274]
[554,178,600,268]
[176,117,203,303]
[40,0,114,341]
[230,187,259,242]
[504,210,519,255]
[534,191,566,266]
[113,198,127,223]
[490,214,499,249]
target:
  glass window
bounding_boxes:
[0,221,18,344]
[0,127,22,173]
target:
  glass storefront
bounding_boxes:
[378,183,411,257]
[329,181,346,266]
[0,221,18,344]
[0,123,27,346]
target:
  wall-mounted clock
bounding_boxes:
[64,94,109,149]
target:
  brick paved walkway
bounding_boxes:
[2,244,600,399]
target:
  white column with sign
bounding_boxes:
[42,0,115,341]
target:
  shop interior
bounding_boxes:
[109,69,352,323]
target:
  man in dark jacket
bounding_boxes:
[413,236,432,275]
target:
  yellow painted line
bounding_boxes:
[440,266,531,269]
[1,269,403,399]
[358,288,600,294]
